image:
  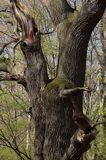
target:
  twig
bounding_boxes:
[0,6,11,13]
[0,31,17,40]
[93,121,106,127]
[0,39,18,55]
[13,39,22,63]
[40,29,55,35]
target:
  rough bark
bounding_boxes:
[11,1,49,160]
[10,0,106,160]
[43,1,106,160]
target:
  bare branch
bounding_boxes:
[0,30,17,40]
[13,39,22,63]
[0,72,25,84]
[40,29,55,35]
[0,39,18,55]
[59,87,91,98]
[94,121,106,127]
[0,6,11,13]
[0,131,31,160]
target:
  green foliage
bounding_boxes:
[0,84,34,160]
[0,57,5,63]
[0,148,18,160]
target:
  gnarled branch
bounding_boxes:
[11,0,38,46]
[62,129,96,160]
[0,72,26,87]
[59,87,90,98]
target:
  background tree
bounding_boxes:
[0,82,34,160]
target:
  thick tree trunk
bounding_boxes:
[11,0,106,160]
[42,1,106,160]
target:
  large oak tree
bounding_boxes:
[0,0,106,160]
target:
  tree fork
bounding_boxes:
[42,0,106,159]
